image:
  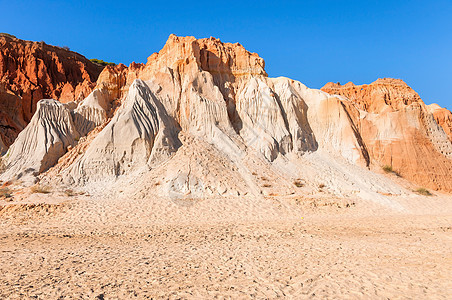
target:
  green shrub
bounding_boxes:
[90,58,116,67]
[382,165,400,176]
[382,165,393,173]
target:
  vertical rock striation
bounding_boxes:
[0,99,79,184]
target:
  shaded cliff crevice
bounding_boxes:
[340,102,371,167]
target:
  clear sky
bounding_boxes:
[1,0,451,108]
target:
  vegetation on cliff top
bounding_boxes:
[90,58,116,67]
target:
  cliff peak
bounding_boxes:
[146,34,267,77]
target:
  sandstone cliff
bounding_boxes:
[36,35,400,202]
[1,35,451,202]
[322,79,452,191]
[321,79,422,113]
[0,34,103,146]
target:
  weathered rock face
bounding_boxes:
[2,34,450,199]
[95,63,137,103]
[322,79,452,191]
[0,81,23,146]
[321,79,423,113]
[72,88,110,136]
[144,34,267,77]
[56,79,180,185]
[0,34,103,145]
[0,99,80,184]
[37,36,380,197]
[94,35,266,104]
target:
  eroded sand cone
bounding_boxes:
[58,79,180,185]
[1,99,80,184]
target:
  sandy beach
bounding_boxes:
[0,193,450,299]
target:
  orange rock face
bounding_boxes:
[96,63,143,103]
[322,79,452,192]
[321,78,422,113]
[0,34,103,145]
[145,34,267,76]
[95,35,268,130]
[93,36,452,192]
[95,34,267,103]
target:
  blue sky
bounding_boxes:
[1,0,451,108]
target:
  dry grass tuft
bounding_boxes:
[31,185,51,194]
[0,187,12,199]
[64,189,76,197]
[293,180,304,188]
[415,188,432,196]
[382,165,400,176]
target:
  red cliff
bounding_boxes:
[0,34,103,145]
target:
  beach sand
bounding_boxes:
[0,193,451,299]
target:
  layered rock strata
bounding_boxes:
[0,34,103,145]
[322,80,452,191]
